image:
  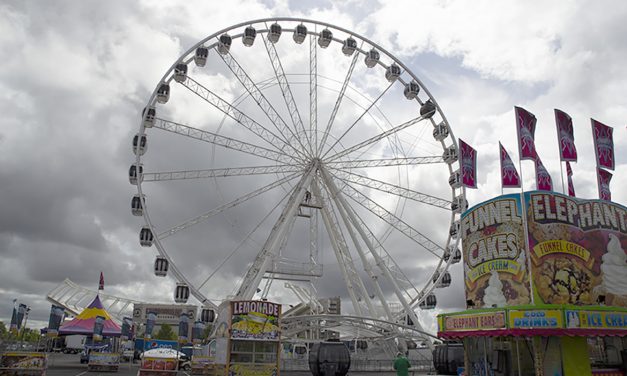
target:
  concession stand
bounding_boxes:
[438,191,627,376]
[208,300,281,376]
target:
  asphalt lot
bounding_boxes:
[44,353,442,376]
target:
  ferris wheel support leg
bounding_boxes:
[330,187,394,322]
[311,180,368,317]
[235,161,319,300]
[320,166,435,350]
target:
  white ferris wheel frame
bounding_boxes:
[134,17,465,337]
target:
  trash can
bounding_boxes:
[308,341,350,376]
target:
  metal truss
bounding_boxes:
[154,118,295,164]
[326,115,428,162]
[47,279,142,322]
[331,168,451,209]
[181,76,302,161]
[158,172,299,240]
[333,175,445,257]
[216,50,308,160]
[143,164,300,182]
[261,32,311,154]
[327,156,444,169]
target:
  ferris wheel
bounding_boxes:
[130,18,465,333]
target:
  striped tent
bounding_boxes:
[59,295,121,337]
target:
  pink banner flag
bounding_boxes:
[591,119,615,170]
[566,161,575,197]
[597,168,612,201]
[534,155,553,191]
[555,109,577,161]
[515,106,537,160]
[459,139,477,188]
[499,142,521,188]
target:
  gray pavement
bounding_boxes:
[44,354,444,376]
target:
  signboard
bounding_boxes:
[230,301,281,340]
[138,357,178,375]
[0,352,47,374]
[228,363,277,376]
[565,310,627,330]
[508,309,563,329]
[88,352,120,372]
[443,311,506,332]
[526,191,627,306]
[461,194,530,308]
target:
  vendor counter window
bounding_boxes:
[230,341,278,364]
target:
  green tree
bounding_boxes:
[154,324,177,340]
[0,321,7,339]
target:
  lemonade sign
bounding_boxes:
[230,301,281,340]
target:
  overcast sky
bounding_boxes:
[1,0,626,334]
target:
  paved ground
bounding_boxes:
[44,354,444,376]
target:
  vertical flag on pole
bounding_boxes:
[16,304,27,330]
[9,299,18,333]
[47,305,65,338]
[98,271,104,291]
[459,139,477,188]
[515,106,538,160]
[597,168,612,201]
[591,119,615,170]
[178,312,190,343]
[93,315,105,342]
[566,161,576,197]
[534,155,553,191]
[145,312,156,339]
[555,109,577,161]
[499,142,521,188]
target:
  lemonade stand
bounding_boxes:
[225,300,281,376]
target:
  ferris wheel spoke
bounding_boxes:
[261,32,312,154]
[331,169,452,209]
[322,78,396,159]
[215,50,309,160]
[180,76,305,163]
[328,156,444,169]
[316,46,361,156]
[309,33,318,154]
[143,164,301,182]
[153,118,296,164]
[325,114,429,162]
[329,170,444,256]
[157,172,300,240]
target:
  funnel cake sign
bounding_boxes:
[526,192,627,307]
[461,194,530,308]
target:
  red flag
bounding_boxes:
[566,161,575,197]
[591,119,615,170]
[555,109,577,161]
[99,271,104,291]
[534,155,553,191]
[515,106,537,160]
[597,168,612,201]
[499,142,521,188]
[459,139,477,188]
